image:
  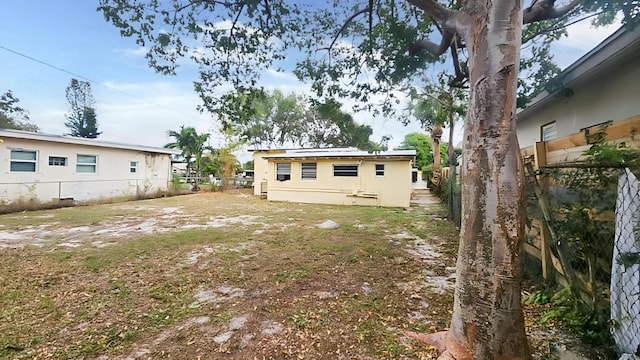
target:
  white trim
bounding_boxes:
[0,129,181,155]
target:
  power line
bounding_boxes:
[0,43,209,122]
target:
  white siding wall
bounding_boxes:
[1,138,173,205]
[517,57,640,148]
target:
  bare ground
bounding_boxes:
[0,191,596,359]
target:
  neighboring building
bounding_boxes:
[0,129,181,207]
[517,26,640,148]
[251,148,416,208]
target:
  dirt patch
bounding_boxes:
[0,203,265,249]
[190,286,246,308]
[0,192,600,359]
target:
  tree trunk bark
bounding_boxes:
[447,112,458,223]
[432,125,443,187]
[443,1,530,358]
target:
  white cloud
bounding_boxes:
[552,16,621,69]
[113,47,147,57]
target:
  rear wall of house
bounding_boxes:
[1,137,172,206]
[266,159,412,207]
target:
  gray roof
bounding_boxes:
[0,129,181,155]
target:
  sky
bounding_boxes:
[0,1,621,161]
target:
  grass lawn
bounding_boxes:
[0,191,587,359]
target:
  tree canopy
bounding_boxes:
[218,89,380,150]
[0,90,39,132]
[98,0,635,119]
[64,78,101,138]
[397,132,431,170]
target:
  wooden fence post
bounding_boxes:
[533,141,554,282]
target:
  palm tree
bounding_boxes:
[192,132,211,180]
[164,125,196,177]
[165,126,206,181]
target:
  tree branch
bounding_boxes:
[405,0,458,57]
[320,7,372,52]
[523,0,582,24]
[449,38,467,87]
[523,10,604,43]
[405,0,454,24]
[409,30,454,57]
[263,0,272,29]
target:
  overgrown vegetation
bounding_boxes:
[525,136,640,357]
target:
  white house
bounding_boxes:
[0,129,181,208]
[251,147,416,208]
[517,25,640,148]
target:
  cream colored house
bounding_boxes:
[251,148,416,207]
[517,26,640,148]
[0,129,181,207]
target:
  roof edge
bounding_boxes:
[0,129,181,155]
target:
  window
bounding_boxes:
[276,162,291,181]
[301,162,317,179]
[130,161,138,173]
[76,154,97,173]
[49,156,67,166]
[541,121,557,141]
[375,164,385,176]
[10,150,37,172]
[333,164,358,177]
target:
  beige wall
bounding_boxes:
[517,56,640,148]
[252,150,285,196]
[263,158,412,207]
[1,137,173,205]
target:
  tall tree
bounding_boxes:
[218,89,378,150]
[411,76,466,187]
[99,1,636,357]
[307,99,377,150]
[65,78,101,138]
[0,90,39,132]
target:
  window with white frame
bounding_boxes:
[276,162,291,181]
[375,164,384,176]
[49,156,67,166]
[301,162,317,179]
[76,154,97,173]
[10,150,37,172]
[333,164,358,177]
[541,121,557,141]
[130,161,138,173]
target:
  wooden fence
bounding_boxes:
[519,114,640,289]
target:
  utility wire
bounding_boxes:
[0,43,208,122]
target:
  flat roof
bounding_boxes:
[261,148,416,160]
[0,129,181,155]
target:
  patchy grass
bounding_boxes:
[0,191,591,359]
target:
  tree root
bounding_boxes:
[404,330,471,360]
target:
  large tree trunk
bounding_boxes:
[447,112,458,224]
[444,1,529,358]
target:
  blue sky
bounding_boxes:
[0,1,620,156]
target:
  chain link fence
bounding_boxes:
[523,159,640,356]
[611,168,640,356]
